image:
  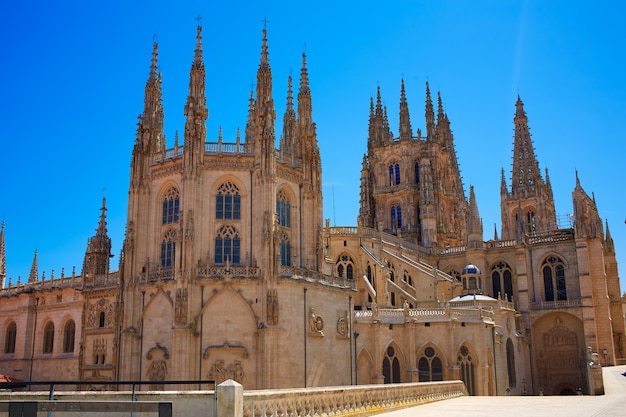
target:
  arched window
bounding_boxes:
[216,182,241,220]
[161,187,180,225]
[215,225,240,264]
[63,320,75,353]
[491,262,513,301]
[276,190,291,227]
[418,347,443,382]
[382,345,401,383]
[414,161,420,184]
[99,312,106,328]
[506,339,516,388]
[389,162,400,186]
[160,230,176,269]
[336,255,355,279]
[403,271,413,287]
[391,206,402,230]
[43,322,54,354]
[458,344,476,395]
[280,237,291,266]
[543,256,566,302]
[4,322,16,354]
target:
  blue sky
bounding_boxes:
[1,1,625,290]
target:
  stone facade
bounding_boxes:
[0,25,622,396]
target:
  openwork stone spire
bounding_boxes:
[183,25,208,169]
[28,249,38,283]
[511,96,543,199]
[399,79,412,140]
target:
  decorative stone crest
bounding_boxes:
[309,308,324,336]
[146,343,170,389]
[336,310,349,337]
[86,298,116,328]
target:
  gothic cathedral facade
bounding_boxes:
[0,26,622,396]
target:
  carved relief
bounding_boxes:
[207,359,244,385]
[175,288,188,325]
[309,308,324,336]
[266,289,279,325]
[86,298,116,328]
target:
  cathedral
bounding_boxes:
[0,25,622,396]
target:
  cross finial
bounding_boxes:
[261,17,270,29]
[195,14,202,26]
[303,43,307,54]
[249,82,255,91]
[152,33,158,43]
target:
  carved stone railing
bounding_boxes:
[241,380,467,417]
[355,305,501,324]
[279,266,356,290]
[531,298,582,310]
[197,266,261,279]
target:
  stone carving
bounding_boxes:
[266,289,279,325]
[336,311,349,337]
[262,211,272,242]
[309,308,324,336]
[175,288,188,325]
[146,343,169,389]
[207,359,244,384]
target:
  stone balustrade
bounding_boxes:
[237,380,467,417]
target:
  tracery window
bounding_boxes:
[216,182,241,220]
[491,262,513,301]
[215,225,240,264]
[526,210,536,236]
[414,161,420,184]
[43,322,54,354]
[4,322,16,354]
[280,237,291,266]
[160,229,176,269]
[161,187,180,225]
[276,190,291,227]
[391,206,402,230]
[543,255,566,302]
[382,345,401,383]
[336,255,355,280]
[458,344,476,395]
[418,347,443,382]
[389,162,400,186]
[63,320,75,353]
[506,338,516,388]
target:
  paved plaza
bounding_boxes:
[376,365,626,417]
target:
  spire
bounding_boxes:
[399,79,412,140]
[467,185,483,242]
[183,24,208,169]
[0,221,5,287]
[28,249,38,283]
[82,197,113,283]
[605,219,615,253]
[572,173,603,239]
[280,74,296,160]
[297,53,313,131]
[500,168,508,196]
[141,41,165,154]
[252,26,276,165]
[367,96,375,149]
[510,96,544,199]
[256,27,274,107]
[493,223,499,240]
[425,81,435,141]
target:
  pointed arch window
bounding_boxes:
[280,236,291,266]
[543,255,566,302]
[458,344,476,395]
[63,320,75,353]
[276,190,291,227]
[389,162,400,186]
[391,206,402,230]
[43,322,54,354]
[160,230,176,269]
[336,255,355,280]
[162,187,180,225]
[414,161,420,184]
[491,262,513,302]
[403,271,413,287]
[418,347,443,382]
[382,345,401,383]
[506,338,516,388]
[4,322,16,354]
[215,225,240,264]
[216,182,241,220]
[526,210,536,236]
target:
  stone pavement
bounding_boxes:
[375,365,626,417]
